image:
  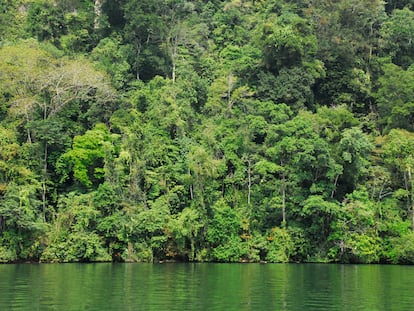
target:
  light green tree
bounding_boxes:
[57,123,115,188]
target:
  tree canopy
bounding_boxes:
[0,0,414,264]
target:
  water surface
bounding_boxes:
[0,263,412,310]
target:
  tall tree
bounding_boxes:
[0,41,117,219]
[382,129,414,230]
[375,63,414,132]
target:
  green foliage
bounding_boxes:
[91,36,132,89]
[375,63,414,132]
[265,227,294,263]
[25,0,66,44]
[381,8,414,68]
[41,191,111,262]
[42,230,111,262]
[329,189,381,263]
[381,129,414,230]
[168,207,204,261]
[336,127,374,197]
[57,124,115,188]
[0,183,47,261]
[206,199,247,262]
[308,0,385,109]
[0,0,27,40]
[301,195,340,242]
[257,12,317,73]
[384,232,414,264]
[0,0,413,264]
[257,66,318,111]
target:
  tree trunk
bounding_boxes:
[94,0,102,29]
[281,173,287,228]
[41,102,48,222]
[189,168,194,200]
[172,37,177,83]
[226,74,235,117]
[331,174,339,198]
[408,166,414,231]
[246,158,251,206]
[41,142,48,222]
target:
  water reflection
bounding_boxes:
[0,263,413,310]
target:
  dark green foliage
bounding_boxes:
[381,8,414,68]
[375,63,414,132]
[26,1,66,44]
[0,0,413,264]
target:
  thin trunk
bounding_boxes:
[25,107,32,143]
[172,38,177,83]
[94,0,102,29]
[227,74,232,104]
[190,184,194,200]
[226,74,235,117]
[41,102,48,222]
[26,128,32,143]
[281,173,286,228]
[247,158,251,206]
[408,166,414,231]
[136,44,142,80]
[411,199,414,231]
[368,22,374,63]
[404,171,412,228]
[370,176,377,200]
[189,168,194,200]
[41,142,48,222]
[331,174,339,198]
[41,180,47,222]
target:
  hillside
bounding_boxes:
[0,0,414,263]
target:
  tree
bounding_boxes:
[257,12,317,73]
[256,64,323,111]
[91,36,132,89]
[301,195,340,247]
[264,111,342,227]
[0,126,34,191]
[25,0,66,44]
[384,0,414,13]
[329,189,381,263]
[1,0,414,264]
[307,0,385,110]
[336,127,374,198]
[382,129,414,230]
[375,63,414,132]
[0,0,27,41]
[122,0,166,80]
[0,183,46,262]
[57,123,115,189]
[126,199,170,262]
[1,41,117,219]
[265,227,294,263]
[206,199,247,262]
[168,207,204,261]
[188,145,225,210]
[41,191,111,262]
[381,8,414,68]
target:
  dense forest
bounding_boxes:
[0,0,414,264]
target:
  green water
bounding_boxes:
[0,263,413,310]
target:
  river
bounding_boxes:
[0,263,413,310]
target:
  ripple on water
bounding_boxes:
[1,263,414,311]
